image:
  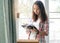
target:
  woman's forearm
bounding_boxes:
[39,31,48,36]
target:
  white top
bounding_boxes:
[32,18,40,30]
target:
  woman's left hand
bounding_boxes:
[39,31,47,36]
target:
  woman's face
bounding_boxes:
[33,4,40,15]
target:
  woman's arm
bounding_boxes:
[44,21,49,36]
[26,29,31,39]
[39,21,49,36]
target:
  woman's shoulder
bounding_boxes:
[41,20,48,24]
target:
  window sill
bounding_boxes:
[17,39,39,43]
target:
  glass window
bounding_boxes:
[13,1,49,43]
[49,19,60,40]
[49,0,60,12]
[15,0,45,40]
[49,13,60,18]
[49,0,60,41]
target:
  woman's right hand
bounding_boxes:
[26,29,31,35]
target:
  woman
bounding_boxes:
[31,1,48,43]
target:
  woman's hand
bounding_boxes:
[39,31,48,36]
[26,29,31,35]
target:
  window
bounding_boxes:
[13,1,49,43]
[14,0,46,40]
[49,0,60,42]
[16,0,37,40]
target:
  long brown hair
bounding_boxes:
[32,1,48,23]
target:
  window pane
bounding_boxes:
[16,0,46,40]
[49,19,60,40]
[49,0,60,12]
[16,0,37,40]
[49,13,60,18]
